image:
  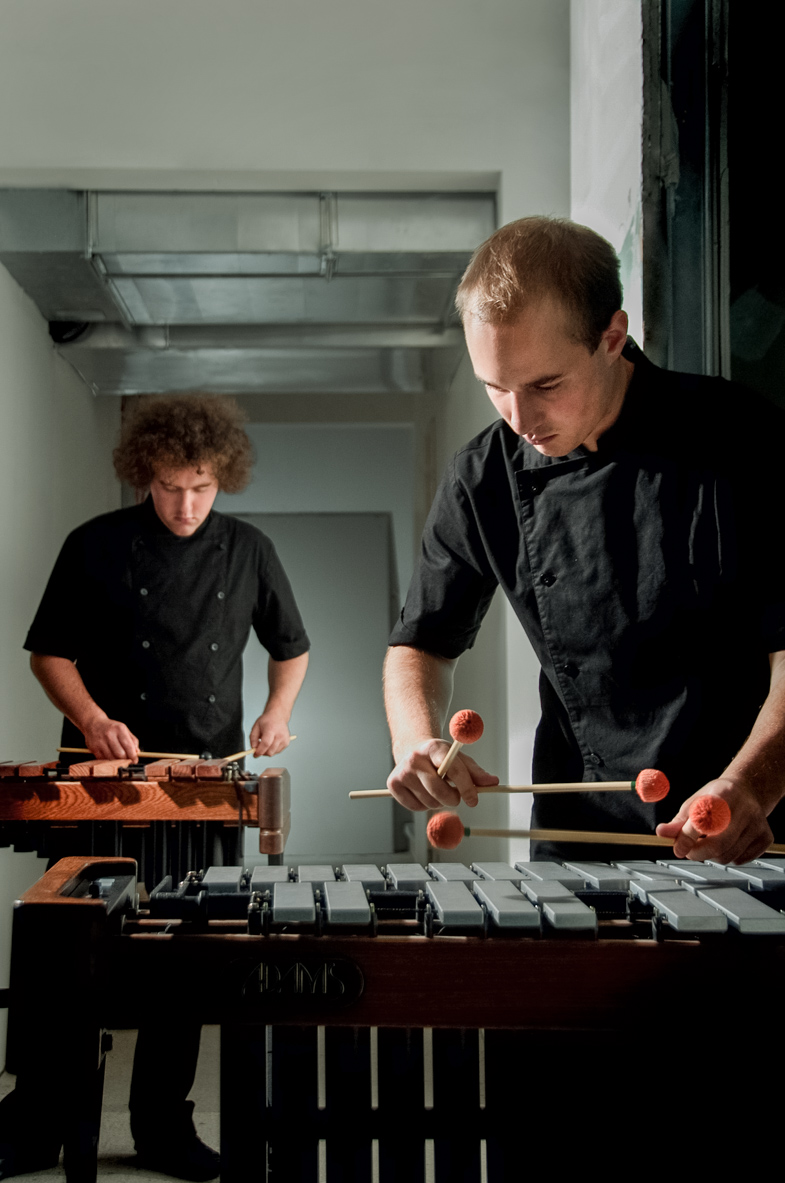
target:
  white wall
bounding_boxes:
[500,0,646,864]
[570,0,644,342]
[215,423,415,604]
[0,0,570,219]
[0,263,121,1063]
[0,1,572,996]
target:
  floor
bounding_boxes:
[0,1027,220,1182]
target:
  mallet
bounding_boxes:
[223,736,298,762]
[436,710,484,779]
[426,793,741,850]
[58,745,200,759]
[350,767,671,802]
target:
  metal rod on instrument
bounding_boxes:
[349,781,636,800]
[223,736,298,762]
[463,825,785,853]
[58,746,200,759]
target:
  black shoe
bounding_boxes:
[0,1141,61,1179]
[134,1134,220,1182]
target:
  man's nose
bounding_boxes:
[507,397,534,436]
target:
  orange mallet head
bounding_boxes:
[427,811,465,850]
[449,710,484,745]
[635,768,670,803]
[689,795,732,838]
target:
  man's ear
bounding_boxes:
[601,310,629,362]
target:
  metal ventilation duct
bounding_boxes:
[0,190,495,395]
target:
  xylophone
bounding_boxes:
[0,757,290,885]
[6,852,785,1181]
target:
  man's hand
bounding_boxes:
[656,776,774,864]
[387,739,499,811]
[81,714,140,761]
[250,652,308,757]
[250,713,292,758]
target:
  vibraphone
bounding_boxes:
[0,757,290,884]
[6,852,785,1181]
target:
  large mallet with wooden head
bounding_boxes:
[436,710,485,780]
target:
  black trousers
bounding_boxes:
[0,1020,203,1155]
[129,1019,204,1146]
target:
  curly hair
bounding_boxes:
[455,216,623,353]
[114,395,254,493]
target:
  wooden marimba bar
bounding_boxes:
[6,854,785,1182]
[0,758,290,883]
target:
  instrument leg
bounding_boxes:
[376,1028,426,1183]
[265,1026,319,1182]
[60,1025,107,1183]
[220,1022,267,1183]
[432,1029,482,1183]
[324,1026,373,1183]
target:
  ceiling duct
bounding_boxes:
[0,190,495,395]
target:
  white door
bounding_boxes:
[235,511,395,861]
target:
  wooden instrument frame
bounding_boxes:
[0,769,291,854]
[8,856,785,1182]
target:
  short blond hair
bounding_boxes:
[114,395,253,493]
[456,216,623,352]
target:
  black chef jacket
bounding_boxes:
[390,341,785,858]
[25,498,310,759]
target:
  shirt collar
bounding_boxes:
[137,494,216,542]
[515,337,656,470]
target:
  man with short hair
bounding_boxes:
[385,216,785,864]
[1,395,309,1181]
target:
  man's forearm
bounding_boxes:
[383,645,456,762]
[30,653,107,735]
[722,650,785,812]
[263,652,309,720]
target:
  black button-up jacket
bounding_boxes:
[390,342,785,854]
[25,499,310,758]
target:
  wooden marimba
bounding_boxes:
[0,757,290,884]
[6,852,785,1181]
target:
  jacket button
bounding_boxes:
[208,694,216,704]
[540,572,556,587]
[588,752,602,766]
[217,591,225,600]
[563,662,578,678]
[210,642,219,651]
[140,692,147,701]
[140,588,148,596]
[142,640,150,649]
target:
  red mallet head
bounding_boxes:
[635,768,670,803]
[449,709,484,745]
[689,795,732,838]
[427,811,465,850]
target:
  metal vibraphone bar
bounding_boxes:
[0,758,290,883]
[7,853,785,1181]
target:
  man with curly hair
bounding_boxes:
[4,395,309,1181]
[25,394,309,767]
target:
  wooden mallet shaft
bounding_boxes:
[224,736,298,762]
[462,825,785,852]
[436,739,464,779]
[58,746,199,760]
[351,780,640,800]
